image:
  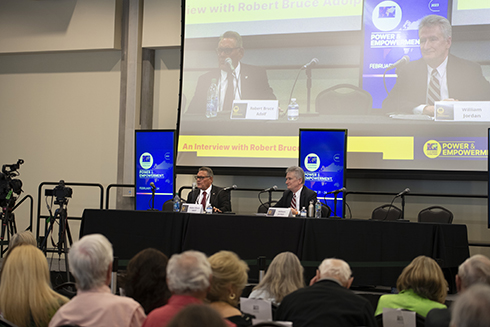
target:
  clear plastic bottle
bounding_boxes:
[300,206,307,217]
[315,199,322,218]
[206,204,213,214]
[206,78,218,118]
[173,195,181,212]
[287,98,299,121]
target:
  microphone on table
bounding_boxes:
[223,185,237,191]
[303,58,319,69]
[395,188,410,198]
[225,57,235,73]
[325,187,346,195]
[386,55,410,71]
[261,185,278,193]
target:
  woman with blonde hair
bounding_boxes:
[207,250,253,327]
[249,251,304,306]
[375,255,447,317]
[0,245,68,327]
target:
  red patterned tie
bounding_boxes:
[291,194,296,210]
[201,191,207,210]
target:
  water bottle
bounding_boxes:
[206,78,218,118]
[308,200,314,217]
[300,207,307,217]
[315,199,322,218]
[206,204,213,214]
[173,195,181,212]
[287,98,299,121]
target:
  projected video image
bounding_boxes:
[178,0,490,172]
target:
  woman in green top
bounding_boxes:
[375,255,447,317]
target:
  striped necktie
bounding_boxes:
[428,69,441,106]
[291,194,297,210]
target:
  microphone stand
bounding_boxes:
[306,65,313,113]
[401,194,406,220]
[148,187,157,211]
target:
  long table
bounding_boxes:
[81,209,469,288]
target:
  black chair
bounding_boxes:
[258,201,277,213]
[375,311,425,327]
[253,322,289,327]
[162,199,173,212]
[321,204,332,218]
[371,204,402,221]
[418,206,453,224]
[315,84,373,115]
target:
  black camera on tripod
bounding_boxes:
[0,159,24,208]
[45,180,72,205]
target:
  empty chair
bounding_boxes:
[418,206,453,224]
[162,199,173,212]
[315,84,373,115]
[371,204,402,221]
[321,204,332,218]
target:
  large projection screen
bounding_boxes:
[178,0,490,172]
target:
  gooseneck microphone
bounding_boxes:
[288,58,320,111]
[395,188,410,198]
[223,185,237,191]
[303,58,319,69]
[383,55,410,94]
[326,187,346,195]
[225,57,235,72]
[261,185,278,193]
[150,182,156,190]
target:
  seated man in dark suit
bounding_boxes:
[186,166,231,213]
[382,15,490,115]
[426,254,490,327]
[186,31,276,115]
[275,258,377,327]
[274,166,316,216]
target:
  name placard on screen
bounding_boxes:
[230,100,279,120]
[435,101,490,122]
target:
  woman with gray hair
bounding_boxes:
[49,234,146,327]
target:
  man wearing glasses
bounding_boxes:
[187,31,276,114]
[186,166,231,213]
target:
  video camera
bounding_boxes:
[45,180,72,205]
[0,159,24,207]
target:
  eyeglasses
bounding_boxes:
[194,175,210,180]
[216,47,239,55]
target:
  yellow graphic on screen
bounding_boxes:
[179,135,414,160]
[457,0,490,10]
[185,0,363,25]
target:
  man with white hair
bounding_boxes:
[142,250,213,327]
[49,234,146,327]
[426,254,490,327]
[275,258,376,327]
[450,283,490,327]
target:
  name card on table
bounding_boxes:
[181,203,203,214]
[435,101,490,121]
[230,100,279,120]
[266,207,293,217]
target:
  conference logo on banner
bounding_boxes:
[420,138,488,160]
[140,152,154,169]
[304,153,320,171]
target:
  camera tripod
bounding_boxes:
[41,197,73,282]
[0,195,18,257]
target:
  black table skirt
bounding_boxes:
[81,209,469,288]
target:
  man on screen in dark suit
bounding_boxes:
[274,166,317,216]
[186,166,231,213]
[276,258,377,327]
[382,15,490,115]
[186,31,276,115]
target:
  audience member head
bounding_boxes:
[1,231,37,275]
[69,233,113,291]
[396,255,447,304]
[122,248,171,314]
[450,283,490,327]
[317,258,353,288]
[0,245,68,327]
[167,304,228,327]
[285,166,305,193]
[456,254,490,292]
[167,250,212,298]
[254,251,304,303]
[207,250,249,307]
